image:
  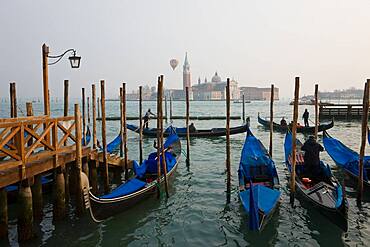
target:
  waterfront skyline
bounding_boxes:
[1,0,370,99]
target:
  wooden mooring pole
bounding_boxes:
[269,84,274,157]
[186,87,190,166]
[290,77,300,203]
[242,93,245,123]
[74,104,84,215]
[27,102,43,222]
[226,79,231,203]
[357,80,370,204]
[91,84,98,194]
[120,87,124,158]
[97,97,101,119]
[139,86,143,164]
[101,80,109,193]
[314,84,319,141]
[123,83,128,180]
[87,96,91,125]
[82,88,86,145]
[10,82,17,118]
[165,96,168,121]
[63,80,70,204]
[170,96,173,121]
[159,76,169,198]
[156,77,162,198]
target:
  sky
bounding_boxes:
[1,0,370,99]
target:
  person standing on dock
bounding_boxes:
[302,109,309,127]
[143,108,156,128]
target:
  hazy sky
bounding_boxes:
[1,0,370,99]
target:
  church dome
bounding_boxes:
[211,72,221,83]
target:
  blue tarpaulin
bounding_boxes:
[240,184,281,215]
[324,133,370,180]
[99,178,146,199]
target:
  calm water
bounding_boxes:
[1,99,370,246]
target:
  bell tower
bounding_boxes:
[183,52,191,91]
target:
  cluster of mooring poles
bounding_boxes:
[288,77,370,206]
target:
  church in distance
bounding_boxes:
[127,53,279,101]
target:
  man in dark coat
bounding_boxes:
[302,109,309,127]
[301,136,324,180]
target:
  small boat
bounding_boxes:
[238,127,280,231]
[258,114,334,134]
[324,131,370,190]
[127,123,248,137]
[82,131,181,221]
[284,132,348,230]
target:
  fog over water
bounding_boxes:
[1,1,370,99]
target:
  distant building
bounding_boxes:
[240,86,279,101]
[192,72,240,100]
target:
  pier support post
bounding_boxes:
[53,169,65,221]
[31,176,43,220]
[74,104,84,215]
[0,188,8,239]
[226,79,231,203]
[17,183,33,242]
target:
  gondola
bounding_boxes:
[284,132,348,231]
[127,123,248,137]
[82,131,181,222]
[258,114,334,134]
[323,131,370,191]
[238,127,281,231]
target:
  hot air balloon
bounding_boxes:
[170,59,179,70]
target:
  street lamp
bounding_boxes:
[42,43,81,116]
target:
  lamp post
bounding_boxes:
[42,43,81,116]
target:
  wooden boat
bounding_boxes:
[82,132,181,221]
[258,114,334,134]
[324,131,370,190]
[239,127,281,231]
[284,132,348,231]
[233,99,251,104]
[127,123,248,137]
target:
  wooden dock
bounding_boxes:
[319,104,367,120]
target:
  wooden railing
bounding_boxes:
[0,116,77,165]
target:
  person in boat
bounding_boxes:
[280,117,287,127]
[189,123,197,132]
[301,135,324,181]
[302,109,309,127]
[143,108,156,128]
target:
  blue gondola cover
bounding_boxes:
[99,178,147,199]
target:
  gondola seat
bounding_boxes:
[99,178,147,199]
